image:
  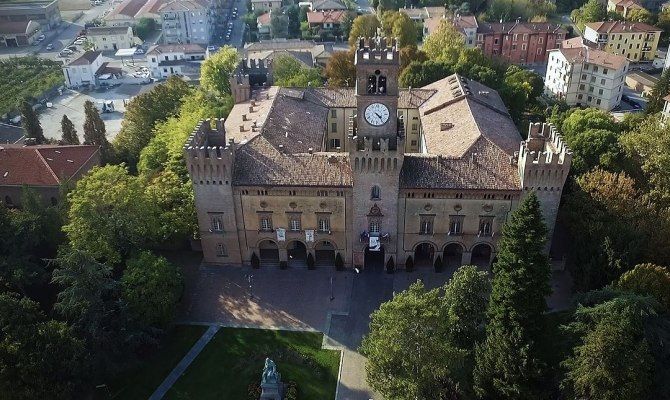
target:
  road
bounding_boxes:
[211,0,248,50]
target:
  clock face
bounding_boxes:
[364,103,390,126]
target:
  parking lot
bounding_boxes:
[39,82,157,142]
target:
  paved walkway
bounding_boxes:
[148,325,220,400]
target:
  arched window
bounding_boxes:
[371,185,381,200]
[367,70,387,94]
[216,243,227,257]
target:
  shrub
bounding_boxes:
[335,252,344,271]
[434,255,443,273]
[405,255,414,272]
[307,253,315,270]
[279,260,288,270]
[251,252,260,269]
[386,256,395,274]
[247,382,261,399]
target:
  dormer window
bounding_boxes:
[367,70,386,94]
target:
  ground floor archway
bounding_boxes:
[443,243,464,269]
[287,240,307,268]
[258,239,279,266]
[315,240,336,267]
[364,245,385,271]
[414,242,436,268]
[471,243,493,269]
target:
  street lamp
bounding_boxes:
[247,273,254,299]
[329,275,334,301]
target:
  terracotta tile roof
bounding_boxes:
[400,137,521,190]
[0,145,99,186]
[159,0,206,12]
[108,0,147,18]
[257,12,271,25]
[307,10,347,24]
[311,0,347,10]
[86,26,131,36]
[0,21,34,34]
[586,20,661,33]
[558,37,628,70]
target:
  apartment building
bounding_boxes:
[86,26,136,51]
[251,0,282,12]
[545,38,628,111]
[160,0,212,44]
[476,21,565,65]
[583,21,661,62]
[607,0,647,18]
[62,51,105,88]
[146,43,206,79]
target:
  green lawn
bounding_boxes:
[95,325,207,400]
[166,328,341,400]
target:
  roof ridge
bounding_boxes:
[34,147,60,184]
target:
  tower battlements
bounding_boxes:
[517,122,572,190]
[355,36,399,66]
[183,118,236,184]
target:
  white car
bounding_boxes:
[37,34,45,41]
[74,39,85,45]
[134,48,145,54]
[45,43,54,50]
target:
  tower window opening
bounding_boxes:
[367,70,387,94]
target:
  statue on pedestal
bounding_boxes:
[260,358,283,400]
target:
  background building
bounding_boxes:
[251,0,282,12]
[475,21,565,65]
[607,0,647,18]
[105,0,166,27]
[545,38,628,111]
[0,0,60,31]
[0,20,41,47]
[86,26,136,51]
[625,71,658,96]
[147,43,206,79]
[186,37,571,270]
[160,0,212,44]
[583,21,661,62]
[62,51,105,88]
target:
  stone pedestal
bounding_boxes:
[260,381,284,400]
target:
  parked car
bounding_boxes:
[37,34,45,41]
[45,43,54,50]
[134,47,145,54]
[207,45,217,51]
[67,45,77,51]
[74,39,85,45]
[59,49,73,57]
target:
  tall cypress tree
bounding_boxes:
[19,99,45,144]
[473,192,551,400]
[83,100,112,163]
[60,115,79,145]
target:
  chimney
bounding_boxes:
[440,122,454,131]
[308,147,313,154]
[239,124,245,132]
[249,105,254,113]
[242,114,248,121]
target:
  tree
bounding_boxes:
[114,76,192,170]
[348,15,381,47]
[134,17,157,40]
[286,5,301,37]
[63,165,158,265]
[646,68,670,114]
[399,60,453,88]
[361,281,464,399]
[324,50,356,87]
[561,107,619,139]
[0,293,85,400]
[566,128,623,174]
[200,46,239,96]
[381,11,417,48]
[272,54,322,87]
[270,13,289,38]
[19,99,45,144]
[615,264,670,311]
[83,100,112,163]
[573,0,606,30]
[422,20,465,63]
[143,169,196,244]
[121,251,183,328]
[626,7,653,23]
[442,266,490,350]
[60,115,79,145]
[399,45,427,73]
[561,296,654,400]
[473,192,551,399]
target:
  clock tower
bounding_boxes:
[347,36,404,271]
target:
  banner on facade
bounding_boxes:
[369,236,381,251]
[305,229,315,242]
[276,228,286,242]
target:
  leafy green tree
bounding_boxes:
[399,60,453,88]
[443,266,490,349]
[361,281,464,399]
[60,115,79,145]
[646,68,670,114]
[561,295,654,400]
[19,99,45,144]
[422,20,465,63]
[83,100,113,163]
[114,76,192,170]
[0,293,85,400]
[473,192,551,399]
[561,107,619,138]
[200,46,239,96]
[270,13,289,38]
[144,170,196,244]
[272,54,322,87]
[615,264,670,311]
[572,0,605,30]
[399,45,427,73]
[121,251,183,328]
[348,14,381,47]
[63,165,158,265]
[324,50,355,87]
[134,17,157,40]
[566,128,623,174]
[627,7,653,23]
[381,11,417,48]
[286,5,301,37]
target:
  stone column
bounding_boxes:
[461,251,472,266]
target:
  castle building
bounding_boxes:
[184,37,572,270]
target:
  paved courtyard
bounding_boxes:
[174,251,574,400]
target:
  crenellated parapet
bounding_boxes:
[517,122,572,191]
[355,36,399,65]
[183,118,237,184]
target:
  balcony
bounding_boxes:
[359,232,391,244]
